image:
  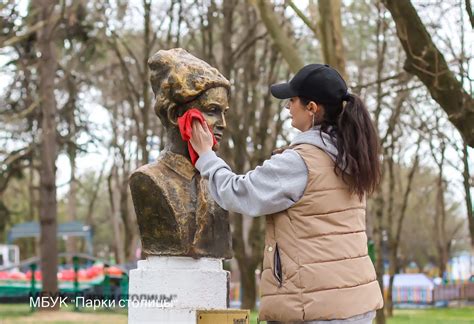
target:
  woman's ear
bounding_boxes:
[307,101,318,115]
[314,103,325,121]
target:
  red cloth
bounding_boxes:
[178,108,217,166]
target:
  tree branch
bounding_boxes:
[466,0,474,28]
[382,0,474,146]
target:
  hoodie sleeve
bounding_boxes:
[195,149,308,217]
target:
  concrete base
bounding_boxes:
[128,256,228,324]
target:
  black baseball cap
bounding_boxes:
[270,64,349,105]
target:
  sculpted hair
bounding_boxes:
[300,95,381,201]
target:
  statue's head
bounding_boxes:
[148,48,230,150]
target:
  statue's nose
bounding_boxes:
[217,112,227,129]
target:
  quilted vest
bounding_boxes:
[259,144,384,322]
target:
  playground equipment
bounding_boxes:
[0,221,131,311]
[0,244,19,271]
[0,253,129,311]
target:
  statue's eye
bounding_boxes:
[208,107,220,114]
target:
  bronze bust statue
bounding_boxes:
[129,48,232,259]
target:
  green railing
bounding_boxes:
[0,253,129,312]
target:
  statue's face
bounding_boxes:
[184,87,229,150]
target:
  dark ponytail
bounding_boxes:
[300,95,381,201]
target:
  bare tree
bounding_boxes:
[34,0,59,308]
[430,134,450,277]
[382,0,474,147]
[385,138,421,316]
[103,0,164,165]
[270,0,348,78]
[372,3,388,322]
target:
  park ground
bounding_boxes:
[0,304,473,324]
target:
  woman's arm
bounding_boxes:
[190,120,308,216]
[195,149,307,217]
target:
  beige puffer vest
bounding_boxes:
[259,144,384,322]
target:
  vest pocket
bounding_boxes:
[273,243,283,287]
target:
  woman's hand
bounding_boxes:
[190,120,214,156]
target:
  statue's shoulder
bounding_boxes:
[130,161,170,186]
[129,162,173,211]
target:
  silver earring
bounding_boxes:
[312,113,315,126]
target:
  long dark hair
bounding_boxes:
[300,95,381,200]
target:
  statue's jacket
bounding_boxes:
[129,150,232,259]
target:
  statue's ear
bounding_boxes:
[167,105,184,127]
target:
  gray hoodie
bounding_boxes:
[196,127,377,324]
[195,126,340,217]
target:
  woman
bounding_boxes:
[190,64,384,323]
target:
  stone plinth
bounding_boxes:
[128,256,228,324]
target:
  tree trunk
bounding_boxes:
[461,143,474,250]
[373,193,386,324]
[386,152,420,316]
[385,154,395,317]
[140,0,152,165]
[28,163,37,258]
[386,244,397,317]
[436,175,449,277]
[382,0,474,147]
[231,212,264,311]
[373,4,387,320]
[318,0,347,79]
[432,141,449,278]
[221,0,236,79]
[120,171,135,261]
[253,0,303,73]
[239,258,257,310]
[66,148,77,259]
[36,0,59,309]
[108,165,125,264]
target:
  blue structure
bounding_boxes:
[6,221,93,255]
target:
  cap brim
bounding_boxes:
[270,83,298,99]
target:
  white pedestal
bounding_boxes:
[128,256,228,324]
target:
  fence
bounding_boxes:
[391,286,433,304]
[384,283,474,304]
[433,282,474,302]
[231,281,474,308]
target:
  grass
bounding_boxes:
[387,307,474,324]
[1,304,473,323]
[250,307,474,324]
[0,303,127,324]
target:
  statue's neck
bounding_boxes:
[166,127,191,160]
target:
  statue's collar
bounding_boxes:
[159,150,197,181]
